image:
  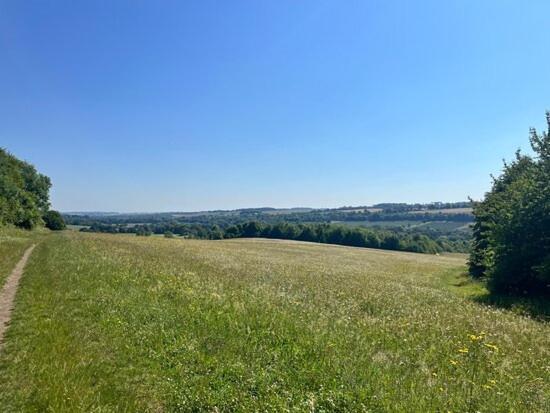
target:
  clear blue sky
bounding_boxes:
[1,1,549,212]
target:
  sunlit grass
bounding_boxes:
[0,232,547,411]
[0,226,40,285]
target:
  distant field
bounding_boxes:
[333,220,423,228]
[415,221,472,232]
[0,232,547,411]
[66,224,89,231]
[334,220,471,232]
[409,207,473,215]
[338,208,383,213]
[263,208,316,215]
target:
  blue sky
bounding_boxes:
[1,1,549,212]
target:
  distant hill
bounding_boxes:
[63,202,470,220]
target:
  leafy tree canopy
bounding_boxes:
[0,148,52,229]
[43,210,66,231]
[469,113,550,295]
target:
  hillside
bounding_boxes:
[65,202,473,255]
[0,232,547,412]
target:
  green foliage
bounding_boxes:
[0,148,51,229]
[43,210,66,231]
[209,225,223,240]
[224,221,466,254]
[64,202,473,228]
[135,227,152,236]
[69,202,473,254]
[81,218,469,254]
[470,113,550,295]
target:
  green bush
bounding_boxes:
[0,148,51,229]
[470,113,550,295]
[43,210,66,230]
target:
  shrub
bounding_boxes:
[470,113,550,295]
[0,148,51,229]
[43,210,66,230]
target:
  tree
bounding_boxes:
[342,229,367,247]
[209,225,223,240]
[0,148,51,229]
[469,113,550,295]
[327,226,347,245]
[43,210,66,230]
[296,225,317,242]
[381,234,401,250]
[135,226,152,236]
[242,221,263,237]
[365,232,381,248]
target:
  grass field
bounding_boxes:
[409,208,473,215]
[0,232,548,412]
[0,227,41,285]
[334,220,471,232]
[332,220,423,228]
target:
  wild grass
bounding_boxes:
[0,232,548,412]
[0,226,41,285]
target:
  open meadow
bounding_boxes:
[0,231,547,412]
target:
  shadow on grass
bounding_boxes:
[472,292,550,322]
[442,269,549,321]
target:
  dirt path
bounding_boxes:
[0,244,36,349]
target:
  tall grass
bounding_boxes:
[0,232,548,411]
[0,226,40,285]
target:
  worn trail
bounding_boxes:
[0,245,36,348]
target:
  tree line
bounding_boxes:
[223,222,468,254]
[82,221,469,254]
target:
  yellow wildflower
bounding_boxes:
[484,343,499,351]
[468,334,483,342]
[458,347,469,353]
[450,359,458,366]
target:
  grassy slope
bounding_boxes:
[0,232,548,412]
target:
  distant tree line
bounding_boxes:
[223,222,468,254]
[82,220,469,254]
[470,113,550,296]
[81,222,220,239]
[0,148,64,230]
